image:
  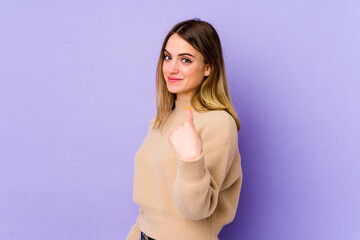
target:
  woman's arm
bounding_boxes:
[171,112,241,220]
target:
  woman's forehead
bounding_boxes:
[165,34,200,56]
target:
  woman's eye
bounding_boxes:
[182,58,192,63]
[164,55,171,60]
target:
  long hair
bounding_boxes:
[153,18,240,132]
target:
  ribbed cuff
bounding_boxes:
[175,150,206,182]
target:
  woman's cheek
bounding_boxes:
[180,66,191,77]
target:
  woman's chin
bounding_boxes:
[166,86,181,94]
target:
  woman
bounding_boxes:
[127,18,243,240]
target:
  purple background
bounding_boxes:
[1,1,359,239]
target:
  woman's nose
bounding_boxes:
[168,59,179,74]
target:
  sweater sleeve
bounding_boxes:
[172,114,239,220]
[126,207,142,240]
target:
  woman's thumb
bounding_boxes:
[185,106,193,124]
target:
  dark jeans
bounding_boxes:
[140,231,156,240]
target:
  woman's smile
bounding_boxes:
[167,76,183,83]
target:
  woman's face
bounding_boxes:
[162,33,210,100]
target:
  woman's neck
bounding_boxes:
[174,95,192,111]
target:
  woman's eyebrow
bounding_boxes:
[164,49,195,58]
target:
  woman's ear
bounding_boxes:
[204,64,211,77]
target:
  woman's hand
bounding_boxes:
[168,107,203,161]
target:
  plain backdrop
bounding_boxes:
[0,1,359,239]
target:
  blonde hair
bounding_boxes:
[153,18,240,132]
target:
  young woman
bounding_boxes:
[127,18,243,240]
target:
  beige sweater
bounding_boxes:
[127,97,243,240]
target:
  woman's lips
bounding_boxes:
[168,77,182,83]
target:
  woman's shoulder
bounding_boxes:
[197,109,236,129]
[196,109,238,148]
[199,109,234,122]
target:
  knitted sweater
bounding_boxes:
[126,97,243,240]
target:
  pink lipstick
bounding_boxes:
[168,77,182,83]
